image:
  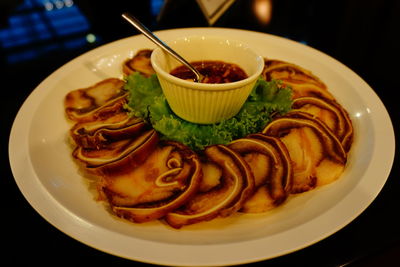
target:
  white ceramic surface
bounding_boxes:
[151,35,264,124]
[9,28,394,266]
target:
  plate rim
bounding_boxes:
[8,27,395,266]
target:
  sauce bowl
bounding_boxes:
[151,35,264,124]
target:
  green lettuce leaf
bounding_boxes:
[125,72,292,150]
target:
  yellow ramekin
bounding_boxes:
[151,35,264,124]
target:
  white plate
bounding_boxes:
[9,28,395,266]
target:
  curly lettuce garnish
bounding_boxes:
[125,73,292,150]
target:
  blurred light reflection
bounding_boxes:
[253,0,272,25]
[86,33,96,43]
[1,0,165,64]
[0,0,90,63]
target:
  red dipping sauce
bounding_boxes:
[170,60,248,83]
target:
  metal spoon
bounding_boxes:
[122,12,204,83]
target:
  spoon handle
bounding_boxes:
[122,12,203,82]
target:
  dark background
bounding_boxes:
[2,0,399,266]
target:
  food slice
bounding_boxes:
[263,59,326,88]
[229,134,292,212]
[292,96,353,152]
[165,145,254,228]
[123,49,155,77]
[73,129,159,176]
[262,59,334,100]
[65,78,127,122]
[103,141,202,223]
[70,112,146,149]
[262,111,346,193]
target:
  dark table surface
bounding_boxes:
[2,0,399,266]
